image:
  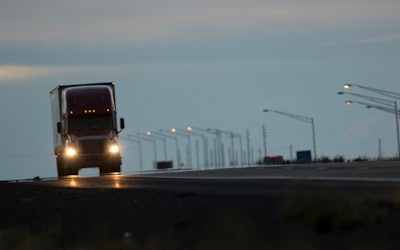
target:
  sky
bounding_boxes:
[1,0,400,180]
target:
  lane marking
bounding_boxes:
[141,175,400,183]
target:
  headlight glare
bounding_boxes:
[66,147,77,157]
[109,144,120,153]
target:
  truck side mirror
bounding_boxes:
[120,118,125,130]
[57,122,62,134]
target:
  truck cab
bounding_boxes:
[51,82,124,177]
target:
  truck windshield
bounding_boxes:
[68,114,113,131]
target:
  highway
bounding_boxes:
[34,160,400,197]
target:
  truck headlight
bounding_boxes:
[109,144,120,154]
[66,147,77,157]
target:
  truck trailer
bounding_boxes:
[50,82,125,177]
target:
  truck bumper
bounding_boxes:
[65,154,121,169]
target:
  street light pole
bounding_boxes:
[135,134,157,165]
[146,131,167,160]
[186,127,209,169]
[344,84,400,100]
[189,126,222,167]
[338,91,397,107]
[153,130,181,169]
[170,128,193,169]
[342,83,400,158]
[122,136,143,172]
[345,100,400,157]
[263,109,317,162]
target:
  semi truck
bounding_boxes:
[50,82,125,177]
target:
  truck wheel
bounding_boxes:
[57,156,79,176]
[100,159,121,174]
[67,166,79,176]
[57,156,67,177]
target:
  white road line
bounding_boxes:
[142,175,400,183]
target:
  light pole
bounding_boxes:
[343,84,400,100]
[338,91,397,107]
[121,136,143,172]
[134,134,157,165]
[172,128,202,169]
[263,109,317,162]
[233,132,244,166]
[152,130,181,169]
[340,83,400,158]
[206,128,224,167]
[189,126,222,167]
[146,130,167,160]
[215,129,236,166]
[186,126,209,169]
[217,129,243,166]
[170,128,193,169]
[345,100,400,157]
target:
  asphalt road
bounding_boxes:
[2,160,400,249]
[33,160,400,196]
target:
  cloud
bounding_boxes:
[2,0,399,46]
[0,64,124,83]
[0,65,63,82]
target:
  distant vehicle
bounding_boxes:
[50,82,125,177]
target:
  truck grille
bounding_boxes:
[78,139,107,155]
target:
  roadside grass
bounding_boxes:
[0,192,396,250]
[0,225,61,250]
[279,191,389,233]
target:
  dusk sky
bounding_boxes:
[1,0,400,180]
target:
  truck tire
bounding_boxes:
[100,158,121,174]
[100,164,121,174]
[57,156,79,177]
[67,166,79,176]
[57,156,67,177]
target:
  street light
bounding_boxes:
[135,133,157,164]
[345,100,400,157]
[338,91,396,107]
[185,127,209,169]
[171,128,202,169]
[263,109,317,162]
[340,84,400,157]
[148,130,181,169]
[215,129,242,166]
[343,84,351,89]
[170,128,193,169]
[146,130,167,160]
[189,126,223,167]
[121,135,143,172]
[343,83,400,100]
